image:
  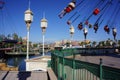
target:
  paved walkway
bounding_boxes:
[67,54,120,69]
[0,71,48,80]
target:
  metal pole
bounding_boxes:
[26,29,29,60]
[70,34,73,48]
[84,33,87,48]
[100,58,103,80]
[42,34,45,56]
[62,53,65,80]
[72,52,75,80]
[58,56,60,80]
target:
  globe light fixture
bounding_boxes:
[40,15,48,56]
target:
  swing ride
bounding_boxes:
[0,0,18,43]
[58,0,120,41]
[58,0,76,19]
[0,0,5,42]
[0,0,4,9]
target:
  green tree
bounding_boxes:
[7,34,11,39]
[33,43,38,48]
[92,41,97,47]
[18,37,22,42]
[0,34,6,40]
[98,41,104,47]
[12,33,18,40]
[0,35,3,42]
[118,40,120,47]
[66,41,70,47]
[79,41,84,47]
[106,39,111,46]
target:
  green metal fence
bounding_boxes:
[51,48,120,80]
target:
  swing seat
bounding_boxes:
[104,25,109,31]
[93,8,100,15]
[94,23,98,28]
[104,25,110,34]
[78,24,83,30]
[67,20,71,25]
[94,25,98,33]
[65,7,72,13]
[65,2,75,13]
[112,28,117,32]
[85,20,89,25]
[94,26,98,30]
[112,28,117,37]
[89,24,92,28]
[113,32,116,36]
[0,1,5,9]
[68,2,75,9]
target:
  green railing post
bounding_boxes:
[52,53,55,72]
[100,58,103,80]
[57,56,60,80]
[72,50,75,80]
[62,51,65,80]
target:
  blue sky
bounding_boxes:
[0,0,120,43]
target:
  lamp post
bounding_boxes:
[40,15,48,56]
[69,25,74,47]
[83,27,88,48]
[24,0,33,60]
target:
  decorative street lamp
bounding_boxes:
[40,15,48,56]
[83,27,88,47]
[24,0,33,60]
[69,25,74,47]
